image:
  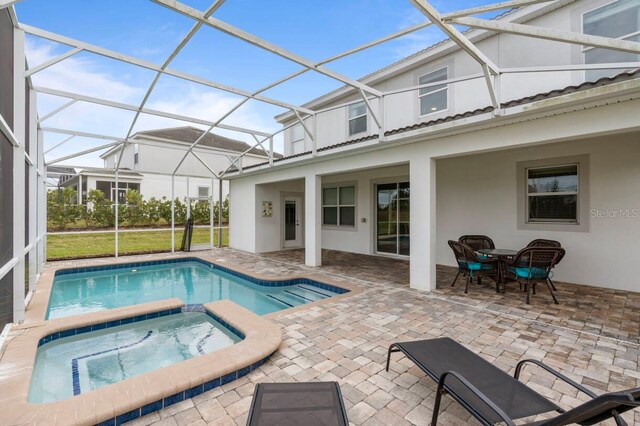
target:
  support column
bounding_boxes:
[304,174,321,267]
[218,178,223,248]
[409,156,436,291]
[171,175,175,252]
[210,177,214,249]
[114,170,119,258]
[12,28,26,322]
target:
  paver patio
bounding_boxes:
[43,249,640,425]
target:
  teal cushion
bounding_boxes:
[477,254,488,260]
[510,266,549,279]
[466,262,494,271]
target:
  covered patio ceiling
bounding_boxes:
[1,0,639,181]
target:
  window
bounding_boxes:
[198,186,210,199]
[322,185,356,227]
[583,0,640,80]
[419,67,448,116]
[526,165,578,223]
[134,143,139,165]
[348,102,367,136]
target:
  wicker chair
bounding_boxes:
[448,240,499,293]
[459,235,495,284]
[527,239,561,248]
[458,235,495,251]
[525,239,564,290]
[504,247,565,304]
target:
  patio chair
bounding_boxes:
[246,382,349,426]
[386,337,639,426]
[458,235,495,251]
[525,239,564,291]
[504,247,565,304]
[526,238,561,248]
[448,240,499,293]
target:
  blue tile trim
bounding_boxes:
[92,350,273,426]
[71,331,154,396]
[53,257,349,295]
[37,308,177,347]
[266,294,294,308]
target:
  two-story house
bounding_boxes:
[59,126,278,206]
[226,0,640,293]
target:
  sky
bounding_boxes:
[14,0,501,168]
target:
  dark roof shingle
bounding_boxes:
[134,126,282,158]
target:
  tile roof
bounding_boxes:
[239,68,640,172]
[133,126,282,158]
[79,167,143,177]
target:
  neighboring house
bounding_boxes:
[57,126,279,205]
[226,0,640,292]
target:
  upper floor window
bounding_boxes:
[419,67,448,116]
[134,143,139,165]
[583,0,640,80]
[526,164,579,223]
[348,102,367,136]
[198,186,210,199]
[322,185,356,227]
[291,123,305,154]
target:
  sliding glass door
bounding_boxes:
[376,182,410,256]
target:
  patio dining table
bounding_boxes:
[477,248,519,293]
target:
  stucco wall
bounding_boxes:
[281,0,620,154]
[436,133,640,291]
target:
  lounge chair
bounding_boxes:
[386,337,639,426]
[448,240,499,293]
[246,382,349,426]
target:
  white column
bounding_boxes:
[304,174,321,267]
[12,28,26,322]
[171,175,175,252]
[37,130,46,274]
[409,156,436,291]
[114,170,119,258]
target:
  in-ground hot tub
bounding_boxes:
[28,310,242,403]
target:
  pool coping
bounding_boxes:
[0,298,282,426]
[25,252,362,324]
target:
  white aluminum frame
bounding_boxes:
[0,0,638,325]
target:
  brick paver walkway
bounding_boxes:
[52,248,638,426]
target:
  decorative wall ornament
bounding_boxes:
[262,201,273,217]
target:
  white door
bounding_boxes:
[283,197,302,248]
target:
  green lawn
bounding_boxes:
[47,228,229,260]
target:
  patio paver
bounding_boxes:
[43,249,640,425]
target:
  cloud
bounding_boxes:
[26,38,284,167]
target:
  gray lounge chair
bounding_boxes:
[246,382,348,426]
[386,337,639,425]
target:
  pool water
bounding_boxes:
[47,260,343,319]
[28,312,240,403]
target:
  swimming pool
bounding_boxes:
[28,311,241,403]
[47,258,347,319]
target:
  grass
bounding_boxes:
[47,228,229,260]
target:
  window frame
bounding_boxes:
[525,163,580,224]
[321,183,357,229]
[580,0,640,80]
[197,185,210,200]
[134,143,139,165]
[418,66,449,118]
[516,155,590,233]
[347,101,367,137]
